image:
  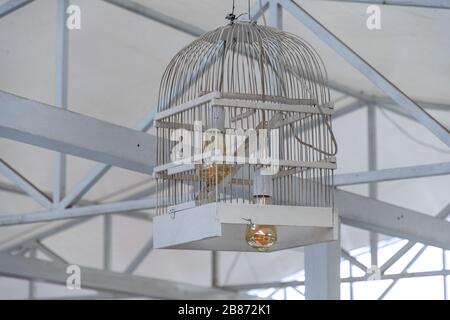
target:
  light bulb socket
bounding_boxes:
[252,168,273,199]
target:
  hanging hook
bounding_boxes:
[242,218,256,230]
[225,0,236,23]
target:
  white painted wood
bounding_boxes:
[218,203,334,227]
[154,91,334,121]
[167,163,196,175]
[153,92,220,120]
[153,203,222,249]
[153,203,338,251]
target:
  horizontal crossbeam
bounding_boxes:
[0,199,157,226]
[336,189,450,249]
[334,162,450,186]
[0,90,156,174]
[0,252,251,299]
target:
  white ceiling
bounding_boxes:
[0,0,449,298]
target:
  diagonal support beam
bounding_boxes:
[328,80,450,113]
[0,252,252,299]
[379,241,416,274]
[334,99,366,118]
[53,0,70,204]
[378,245,427,299]
[102,0,205,37]
[35,240,68,264]
[334,162,450,186]
[279,0,450,148]
[223,270,450,291]
[341,249,367,272]
[379,203,450,273]
[58,164,111,209]
[103,0,269,38]
[0,210,150,251]
[125,237,153,274]
[0,0,33,19]
[321,0,450,9]
[0,159,52,209]
[336,189,450,249]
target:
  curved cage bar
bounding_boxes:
[158,21,331,111]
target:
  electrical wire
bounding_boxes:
[288,103,338,157]
[379,106,450,154]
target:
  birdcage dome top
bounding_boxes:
[158,21,330,112]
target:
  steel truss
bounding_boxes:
[0,0,449,300]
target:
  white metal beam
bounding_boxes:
[0,220,88,251]
[268,0,283,29]
[249,0,271,21]
[0,252,252,299]
[57,164,111,209]
[53,0,69,204]
[103,215,112,270]
[336,189,450,249]
[0,159,52,209]
[102,0,205,37]
[0,0,33,18]
[380,241,415,273]
[0,199,156,226]
[334,162,450,186]
[378,245,427,299]
[35,240,68,264]
[341,249,367,272]
[367,104,379,267]
[124,237,153,274]
[334,99,366,118]
[379,203,450,274]
[305,240,341,299]
[322,0,450,9]
[328,80,450,113]
[103,0,269,39]
[222,269,450,291]
[0,90,156,175]
[279,0,450,148]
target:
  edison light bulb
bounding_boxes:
[245,195,277,252]
[245,223,277,252]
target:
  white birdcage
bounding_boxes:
[153,18,338,252]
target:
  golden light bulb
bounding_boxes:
[245,195,277,252]
[245,224,277,252]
